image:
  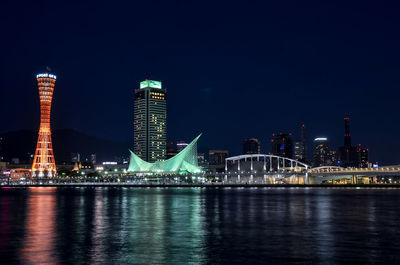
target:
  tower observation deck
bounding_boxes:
[32,73,57,178]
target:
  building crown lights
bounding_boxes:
[36,73,57,79]
[140,80,162,89]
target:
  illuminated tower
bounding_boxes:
[32,73,57,177]
[134,80,167,162]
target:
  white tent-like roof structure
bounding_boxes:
[128,134,202,174]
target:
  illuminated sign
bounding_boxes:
[140,80,162,89]
[314,137,328,141]
[36,73,57,79]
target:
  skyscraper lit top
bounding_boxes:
[134,79,167,162]
[313,137,329,167]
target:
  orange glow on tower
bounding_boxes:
[32,73,57,178]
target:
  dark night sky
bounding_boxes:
[1,0,399,164]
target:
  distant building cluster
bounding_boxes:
[235,118,369,169]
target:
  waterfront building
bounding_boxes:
[128,134,202,173]
[134,79,167,162]
[313,137,330,167]
[270,133,293,158]
[32,72,57,178]
[243,138,260,154]
[209,150,229,166]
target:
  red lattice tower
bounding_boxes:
[32,73,57,178]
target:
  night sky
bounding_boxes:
[1,0,399,164]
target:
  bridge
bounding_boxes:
[308,166,400,176]
[224,154,309,184]
[224,154,400,184]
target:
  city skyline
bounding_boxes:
[1,0,400,164]
[0,71,397,165]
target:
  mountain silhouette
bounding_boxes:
[0,129,130,164]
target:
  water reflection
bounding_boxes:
[21,187,58,264]
[0,188,399,264]
[122,188,206,264]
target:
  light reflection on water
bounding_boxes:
[21,187,57,264]
[0,187,399,264]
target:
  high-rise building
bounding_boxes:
[313,137,330,167]
[295,124,307,163]
[134,80,167,162]
[209,150,229,166]
[337,117,358,167]
[344,117,351,147]
[270,133,293,158]
[300,124,307,160]
[356,144,369,168]
[328,150,337,166]
[32,73,57,178]
[166,141,178,159]
[243,138,260,154]
[294,141,305,161]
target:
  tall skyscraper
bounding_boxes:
[313,137,329,167]
[337,117,358,167]
[344,117,351,147]
[270,133,293,158]
[243,138,260,154]
[32,73,57,177]
[300,124,307,161]
[134,79,167,162]
[294,124,307,162]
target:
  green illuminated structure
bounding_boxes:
[128,134,202,174]
[140,80,162,89]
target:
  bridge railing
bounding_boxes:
[308,167,400,174]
